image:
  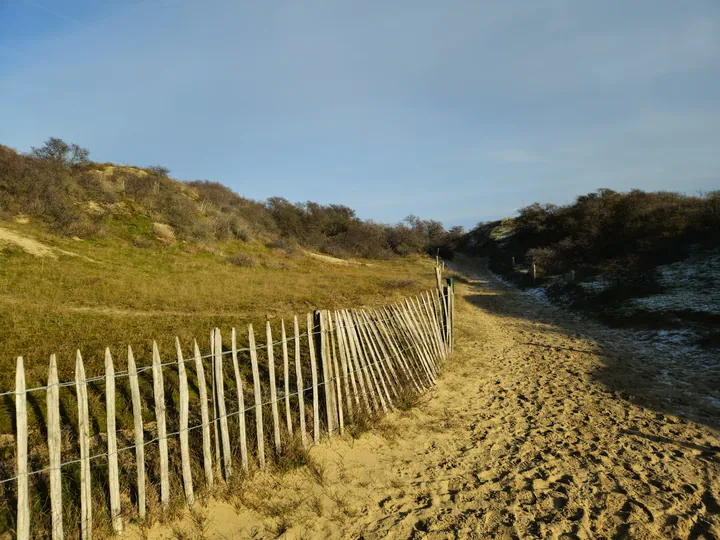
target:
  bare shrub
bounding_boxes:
[153,222,176,243]
[146,165,170,177]
[266,237,298,255]
[31,137,90,167]
[226,252,259,268]
[131,235,154,248]
[213,213,249,241]
[527,247,562,274]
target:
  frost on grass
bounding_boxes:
[579,279,612,293]
[629,248,720,314]
[522,287,551,305]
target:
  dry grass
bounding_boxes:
[226,251,259,268]
[0,220,441,537]
[0,221,436,391]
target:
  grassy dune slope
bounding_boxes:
[0,220,437,390]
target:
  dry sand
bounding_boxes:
[125,259,720,539]
[0,225,98,262]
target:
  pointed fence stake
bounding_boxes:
[231,329,249,472]
[75,351,92,540]
[47,355,63,540]
[266,321,282,453]
[127,346,147,518]
[152,342,170,508]
[16,357,29,540]
[328,312,344,434]
[307,313,321,444]
[340,310,372,413]
[293,316,308,448]
[281,320,293,437]
[105,349,123,533]
[317,311,336,436]
[210,331,221,471]
[176,339,195,507]
[213,329,233,478]
[333,310,355,415]
[248,324,266,469]
[193,340,214,487]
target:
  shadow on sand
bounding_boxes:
[455,256,720,434]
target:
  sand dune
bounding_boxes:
[127,259,720,539]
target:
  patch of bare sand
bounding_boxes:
[0,226,98,262]
[0,226,57,257]
[122,259,720,539]
[304,251,372,267]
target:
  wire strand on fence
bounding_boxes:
[0,336,434,486]
[0,309,415,398]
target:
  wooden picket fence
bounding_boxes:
[2,278,455,539]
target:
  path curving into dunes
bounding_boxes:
[129,258,720,539]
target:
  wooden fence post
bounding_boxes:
[416,296,442,366]
[430,291,447,356]
[293,316,308,448]
[422,292,446,362]
[343,310,381,413]
[404,299,435,373]
[409,298,440,373]
[324,311,340,434]
[209,331,221,472]
[337,311,361,410]
[307,313,321,444]
[342,310,380,412]
[350,311,388,413]
[429,291,448,359]
[413,298,441,376]
[105,349,123,533]
[317,311,336,436]
[248,324,266,469]
[447,285,455,351]
[281,320,293,437]
[372,308,422,393]
[16,357,29,540]
[193,340,213,487]
[328,312,344,434]
[396,304,436,385]
[75,351,92,540]
[47,354,63,540]
[230,329,249,472]
[401,301,432,377]
[435,265,448,343]
[152,342,170,508]
[266,322,282,453]
[384,306,428,389]
[362,311,401,391]
[213,329,233,479]
[361,310,399,396]
[127,346,147,518]
[175,339,194,507]
[355,311,395,406]
[333,310,356,415]
[442,285,451,348]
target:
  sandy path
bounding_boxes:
[130,259,720,539]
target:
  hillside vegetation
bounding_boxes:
[456,188,720,345]
[0,138,459,392]
[0,138,461,259]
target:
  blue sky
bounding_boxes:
[1,0,719,229]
